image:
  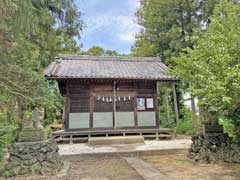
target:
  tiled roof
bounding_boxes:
[44,54,176,80]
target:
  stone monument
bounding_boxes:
[2,108,64,178]
[18,107,45,142]
[189,121,240,163]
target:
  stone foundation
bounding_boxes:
[189,133,240,163]
[3,139,63,177]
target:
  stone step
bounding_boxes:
[124,157,169,180]
[88,136,144,146]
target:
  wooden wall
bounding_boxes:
[61,79,159,130]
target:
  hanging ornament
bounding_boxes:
[128,96,131,100]
[109,97,112,102]
[118,96,121,101]
[102,97,105,102]
[97,96,101,101]
[106,97,109,102]
[123,97,126,101]
[115,97,117,102]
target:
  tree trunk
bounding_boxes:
[165,90,170,123]
[191,95,197,130]
[172,82,180,124]
[16,97,24,130]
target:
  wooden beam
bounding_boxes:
[172,82,180,124]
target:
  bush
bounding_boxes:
[176,108,196,135]
[218,118,235,138]
[0,124,16,160]
[176,119,195,135]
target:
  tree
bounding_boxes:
[175,0,240,139]
[85,46,120,56]
[0,0,83,129]
[87,46,105,56]
[131,0,218,65]
[105,50,119,56]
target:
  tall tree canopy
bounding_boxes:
[175,0,240,138]
[0,0,83,128]
[86,46,105,56]
[131,0,218,65]
[84,46,120,56]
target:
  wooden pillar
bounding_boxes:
[172,82,180,124]
[113,81,116,129]
[89,97,93,129]
[66,81,70,130]
[62,95,67,129]
[164,88,170,123]
[155,82,160,128]
[89,84,93,129]
[134,82,138,127]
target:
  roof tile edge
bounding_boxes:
[56,54,161,62]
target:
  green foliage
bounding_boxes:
[176,119,195,135]
[132,0,218,64]
[44,126,52,139]
[0,0,82,157]
[0,124,16,160]
[105,50,119,56]
[175,1,240,139]
[87,46,105,56]
[176,108,196,135]
[219,118,235,138]
[158,84,176,128]
[85,46,120,56]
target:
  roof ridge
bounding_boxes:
[56,54,161,62]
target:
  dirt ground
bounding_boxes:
[142,154,240,180]
[8,154,240,180]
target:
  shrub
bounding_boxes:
[176,108,196,135]
[218,118,235,138]
[0,124,16,160]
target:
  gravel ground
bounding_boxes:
[58,139,192,155]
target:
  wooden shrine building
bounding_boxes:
[44,54,179,142]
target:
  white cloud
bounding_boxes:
[83,11,140,43]
[118,33,135,43]
[77,0,140,52]
[127,0,140,9]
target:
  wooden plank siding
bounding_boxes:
[64,80,159,131]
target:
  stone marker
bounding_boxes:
[189,121,240,163]
[3,139,63,177]
[2,107,64,178]
[18,107,45,142]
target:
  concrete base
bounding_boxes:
[88,136,144,146]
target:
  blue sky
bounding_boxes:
[75,0,140,54]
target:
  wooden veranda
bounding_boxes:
[52,128,175,143]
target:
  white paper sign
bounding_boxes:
[146,98,154,108]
